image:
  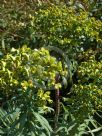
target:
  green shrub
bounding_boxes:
[1,3,102,56]
[0,46,68,135]
[8,4,101,59]
[0,1,102,135]
[67,50,102,119]
[31,5,102,50]
[0,46,66,108]
[60,50,102,136]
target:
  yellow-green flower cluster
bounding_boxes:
[71,52,102,117]
[0,46,67,109]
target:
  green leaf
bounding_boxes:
[33,111,53,136]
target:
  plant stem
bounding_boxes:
[54,74,60,134]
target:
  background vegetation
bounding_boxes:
[0,0,102,135]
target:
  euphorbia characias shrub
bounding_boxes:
[0,46,67,110]
[16,5,102,55]
[0,1,102,135]
[67,50,102,120]
[1,3,102,56]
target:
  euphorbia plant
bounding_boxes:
[66,50,102,119]
[0,45,67,135]
[0,45,67,108]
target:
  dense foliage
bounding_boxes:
[0,46,66,105]
[0,46,67,135]
[0,0,102,135]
